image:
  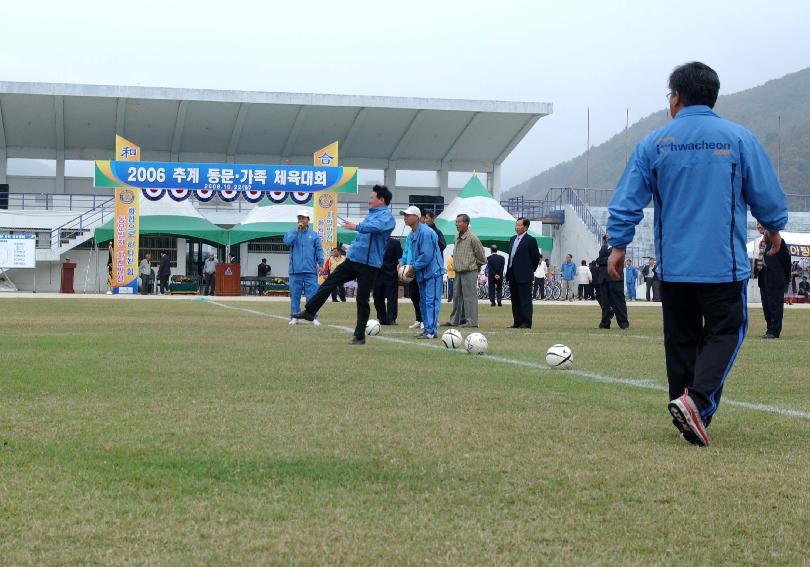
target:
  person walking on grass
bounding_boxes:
[607,61,788,446]
[401,206,443,339]
[284,209,324,327]
[292,185,395,345]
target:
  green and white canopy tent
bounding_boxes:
[94,196,228,246]
[229,199,366,246]
[435,174,553,252]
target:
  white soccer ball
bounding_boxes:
[398,264,414,283]
[366,319,381,336]
[545,344,573,369]
[465,332,488,355]
[441,329,463,349]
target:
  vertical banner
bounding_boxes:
[313,141,339,281]
[112,135,140,294]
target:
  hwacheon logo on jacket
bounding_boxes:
[655,136,732,156]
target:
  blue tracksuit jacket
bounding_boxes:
[607,105,788,283]
[283,228,324,275]
[347,207,396,269]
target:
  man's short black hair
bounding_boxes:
[669,62,720,108]
[456,213,471,224]
[372,184,392,205]
[262,258,267,262]
[517,217,530,228]
[424,210,437,219]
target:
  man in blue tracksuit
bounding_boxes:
[624,259,638,301]
[283,209,324,326]
[293,185,395,345]
[401,206,443,339]
[606,62,788,446]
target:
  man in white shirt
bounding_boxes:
[576,260,593,300]
[533,254,547,299]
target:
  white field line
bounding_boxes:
[208,300,810,423]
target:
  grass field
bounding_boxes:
[1,296,809,565]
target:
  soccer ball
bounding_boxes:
[441,329,463,349]
[465,332,488,355]
[366,319,381,336]
[545,344,573,369]
[398,264,414,283]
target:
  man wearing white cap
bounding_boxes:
[283,209,324,326]
[401,205,444,339]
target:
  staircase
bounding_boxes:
[36,198,115,261]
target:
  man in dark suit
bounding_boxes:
[157,251,171,294]
[506,217,540,328]
[761,234,791,339]
[486,245,505,307]
[596,234,629,329]
[373,237,402,325]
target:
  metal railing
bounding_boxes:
[48,198,115,252]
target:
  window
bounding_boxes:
[139,235,177,267]
[247,236,289,253]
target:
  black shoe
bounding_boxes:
[597,325,610,329]
[619,324,630,330]
[518,324,531,329]
[497,303,502,307]
[761,333,778,339]
[490,303,496,307]
[507,324,519,329]
[414,331,427,338]
[292,311,315,322]
[349,336,365,345]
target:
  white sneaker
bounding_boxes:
[420,322,424,329]
[312,320,321,327]
[408,321,421,329]
[289,318,297,325]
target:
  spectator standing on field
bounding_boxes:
[139,253,152,295]
[624,259,639,301]
[486,245,505,307]
[576,259,592,300]
[443,214,486,328]
[561,254,577,301]
[157,251,171,294]
[202,252,217,295]
[533,254,547,299]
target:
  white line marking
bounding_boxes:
[207,300,810,423]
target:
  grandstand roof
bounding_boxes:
[0,81,552,172]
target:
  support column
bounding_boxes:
[0,153,7,184]
[384,161,396,191]
[490,164,502,202]
[55,152,65,193]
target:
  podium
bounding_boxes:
[60,262,76,293]
[215,263,241,296]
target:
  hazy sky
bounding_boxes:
[2,0,809,189]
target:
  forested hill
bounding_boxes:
[507,67,810,198]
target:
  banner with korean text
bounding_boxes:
[313,142,339,273]
[112,135,140,294]
[94,161,358,194]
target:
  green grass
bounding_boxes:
[1,297,809,565]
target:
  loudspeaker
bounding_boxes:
[408,194,444,216]
[0,184,8,210]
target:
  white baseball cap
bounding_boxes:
[296,209,311,219]
[400,205,421,216]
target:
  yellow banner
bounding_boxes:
[112,135,140,294]
[313,142,339,276]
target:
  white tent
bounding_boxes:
[747,231,810,258]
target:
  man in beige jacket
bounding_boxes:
[443,214,486,328]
